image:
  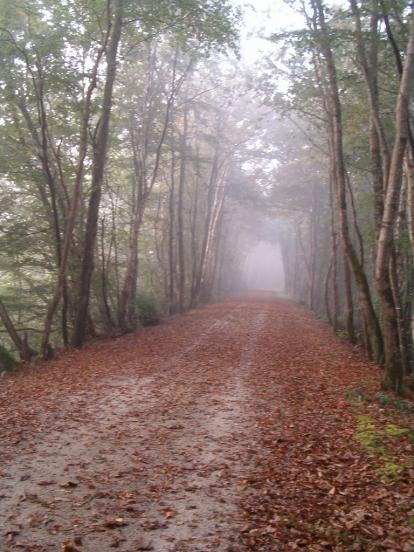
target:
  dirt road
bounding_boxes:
[0,295,413,551]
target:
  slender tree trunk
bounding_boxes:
[389,249,408,374]
[324,256,333,326]
[204,205,225,301]
[199,171,228,301]
[405,152,414,251]
[168,142,177,314]
[342,254,356,343]
[375,11,414,392]
[313,0,383,362]
[177,102,188,313]
[100,217,115,332]
[293,232,300,297]
[296,220,313,306]
[40,39,106,355]
[119,57,182,329]
[190,181,200,304]
[118,201,144,331]
[350,0,390,185]
[328,175,339,331]
[309,183,318,310]
[190,146,201,306]
[71,0,123,348]
[0,299,36,361]
[279,230,292,295]
[37,79,68,344]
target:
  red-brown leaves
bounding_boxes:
[238,299,414,551]
[0,296,413,551]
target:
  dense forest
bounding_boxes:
[1,0,414,396]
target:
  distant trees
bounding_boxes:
[262,0,414,392]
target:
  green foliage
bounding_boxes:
[375,460,403,481]
[0,0,241,350]
[354,415,385,454]
[385,424,413,441]
[344,388,370,406]
[0,344,16,372]
[353,415,413,481]
[378,395,411,412]
[123,0,240,56]
[136,293,162,327]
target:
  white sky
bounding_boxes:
[235,0,303,65]
[235,0,345,64]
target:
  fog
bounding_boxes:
[243,242,285,291]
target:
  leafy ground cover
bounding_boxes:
[0,294,413,551]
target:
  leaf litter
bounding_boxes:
[0,294,413,551]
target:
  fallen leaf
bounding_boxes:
[61,542,81,552]
[60,481,78,489]
[103,518,128,529]
[36,480,56,486]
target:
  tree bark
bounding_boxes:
[0,298,36,361]
[168,139,177,314]
[177,100,189,313]
[375,11,414,392]
[71,0,123,348]
[328,173,339,331]
[118,54,181,330]
[41,39,106,355]
[192,144,220,305]
[313,0,383,362]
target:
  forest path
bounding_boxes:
[1,294,413,551]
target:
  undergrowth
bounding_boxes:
[353,414,414,481]
[0,345,16,372]
[136,293,163,326]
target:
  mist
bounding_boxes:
[243,242,285,292]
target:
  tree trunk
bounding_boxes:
[118,201,144,331]
[0,298,36,361]
[328,174,339,331]
[342,254,356,343]
[313,0,383,362]
[375,11,414,392]
[40,37,107,355]
[177,102,188,313]
[100,217,115,333]
[168,141,177,314]
[71,0,123,348]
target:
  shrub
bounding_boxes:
[0,345,16,372]
[136,293,162,326]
